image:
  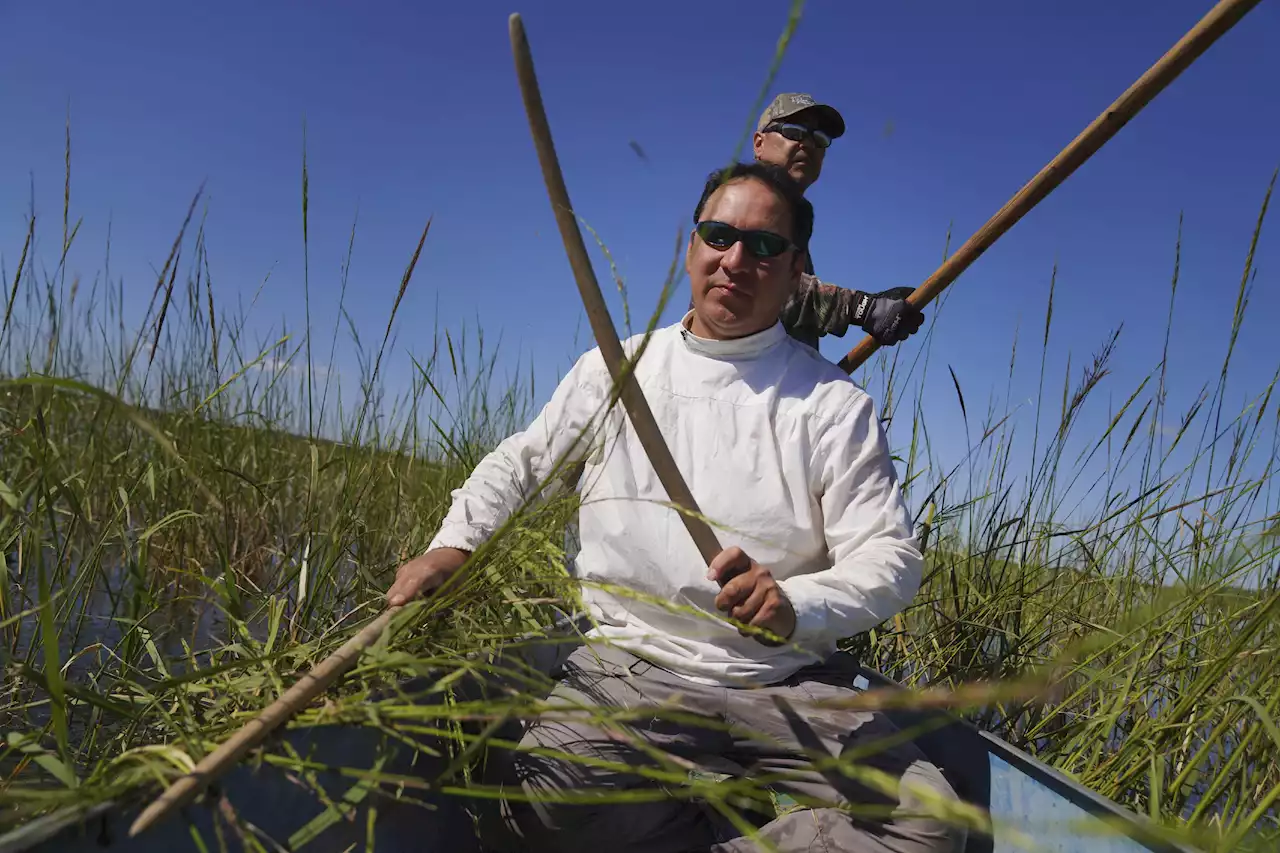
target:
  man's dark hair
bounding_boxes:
[692,162,814,253]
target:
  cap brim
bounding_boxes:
[790,104,845,139]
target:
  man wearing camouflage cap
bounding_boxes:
[749,92,924,350]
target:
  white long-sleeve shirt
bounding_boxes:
[428,312,923,686]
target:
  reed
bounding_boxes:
[0,128,1275,853]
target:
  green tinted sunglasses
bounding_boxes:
[693,221,793,258]
[764,122,832,149]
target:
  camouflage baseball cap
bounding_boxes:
[756,93,846,139]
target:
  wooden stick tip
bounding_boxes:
[127,808,156,838]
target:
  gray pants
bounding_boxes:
[481,642,967,852]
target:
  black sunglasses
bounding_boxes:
[764,121,832,149]
[693,221,793,258]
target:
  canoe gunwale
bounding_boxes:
[856,666,1202,853]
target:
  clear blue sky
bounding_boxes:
[3,0,1278,521]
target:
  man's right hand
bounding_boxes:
[386,547,470,607]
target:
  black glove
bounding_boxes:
[850,287,925,345]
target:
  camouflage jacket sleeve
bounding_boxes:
[779,273,859,343]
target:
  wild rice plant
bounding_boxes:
[1,103,1275,853]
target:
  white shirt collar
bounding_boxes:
[678,310,788,360]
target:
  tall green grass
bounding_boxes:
[1,130,1277,850]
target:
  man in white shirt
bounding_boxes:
[386,162,964,852]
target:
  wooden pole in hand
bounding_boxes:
[128,605,403,837]
[837,0,1265,375]
[509,12,724,566]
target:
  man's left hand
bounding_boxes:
[707,547,796,645]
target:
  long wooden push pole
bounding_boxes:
[126,0,1263,838]
[837,0,1265,374]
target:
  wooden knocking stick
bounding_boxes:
[509,12,724,567]
[128,604,403,836]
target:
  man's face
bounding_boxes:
[752,110,828,190]
[686,177,806,341]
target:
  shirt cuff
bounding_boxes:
[427,524,486,555]
[778,577,831,653]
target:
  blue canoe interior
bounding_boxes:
[0,633,1199,853]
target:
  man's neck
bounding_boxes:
[684,312,776,343]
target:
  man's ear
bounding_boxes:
[790,249,808,283]
[752,131,766,159]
